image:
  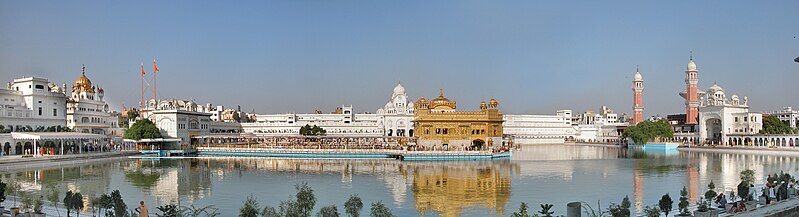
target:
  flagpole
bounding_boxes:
[153,59,157,102]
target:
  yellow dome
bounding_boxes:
[429,89,456,109]
[73,66,94,94]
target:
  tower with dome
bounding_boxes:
[66,65,121,135]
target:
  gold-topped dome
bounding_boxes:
[72,65,95,93]
[489,98,499,108]
[429,89,456,109]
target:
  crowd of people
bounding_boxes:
[713,178,798,214]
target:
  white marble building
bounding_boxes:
[1,77,68,131]
[66,68,121,135]
[698,83,762,144]
[376,83,415,137]
[503,110,576,144]
[140,99,214,146]
[241,83,415,138]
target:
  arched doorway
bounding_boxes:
[704,118,722,144]
[387,129,393,137]
[408,129,414,137]
[471,139,485,150]
[15,142,22,155]
[3,142,10,155]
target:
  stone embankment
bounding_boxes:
[0,150,139,171]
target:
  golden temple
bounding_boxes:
[413,89,504,149]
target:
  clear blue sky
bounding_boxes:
[1,1,797,116]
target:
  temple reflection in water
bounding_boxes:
[5,145,799,216]
[411,161,513,217]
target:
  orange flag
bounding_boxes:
[153,59,159,74]
[140,63,146,76]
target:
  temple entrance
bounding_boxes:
[705,118,722,144]
[3,142,9,155]
[471,139,485,150]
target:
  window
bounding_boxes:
[35,85,44,89]
[38,107,42,116]
[53,109,57,116]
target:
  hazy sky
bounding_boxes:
[1,1,798,116]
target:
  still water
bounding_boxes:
[3,144,799,216]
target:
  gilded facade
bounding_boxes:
[413,89,504,149]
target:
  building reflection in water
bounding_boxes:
[122,159,213,205]
[411,161,514,217]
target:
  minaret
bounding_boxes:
[684,52,700,124]
[631,67,644,125]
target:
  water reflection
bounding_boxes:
[411,161,514,217]
[4,145,799,216]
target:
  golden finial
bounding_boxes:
[81,64,86,75]
[439,88,444,97]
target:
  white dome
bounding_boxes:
[393,83,405,95]
[687,60,697,71]
[633,71,643,81]
[709,83,723,93]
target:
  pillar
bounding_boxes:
[33,139,38,157]
[566,202,581,217]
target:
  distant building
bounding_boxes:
[503,111,575,144]
[1,77,68,130]
[698,83,762,144]
[413,89,504,149]
[241,83,414,137]
[764,107,799,128]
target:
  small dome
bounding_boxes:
[489,98,499,107]
[429,89,456,109]
[709,83,723,93]
[687,60,697,71]
[393,83,405,95]
[72,70,94,94]
[634,70,643,81]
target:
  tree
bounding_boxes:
[369,201,394,217]
[643,206,660,217]
[262,206,280,217]
[678,187,690,216]
[740,169,756,185]
[658,194,672,217]
[760,115,797,135]
[64,191,75,217]
[510,202,530,217]
[110,190,128,217]
[317,205,340,217]
[344,194,364,217]
[124,119,163,140]
[705,181,718,201]
[156,204,180,217]
[0,179,6,210]
[300,125,327,136]
[622,120,674,145]
[239,195,260,217]
[295,183,317,217]
[607,196,631,217]
[98,193,112,217]
[46,184,61,217]
[72,192,84,217]
[7,179,20,208]
[538,204,555,217]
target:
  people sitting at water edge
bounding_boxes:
[715,193,727,208]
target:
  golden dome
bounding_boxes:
[429,89,456,109]
[489,98,499,107]
[72,66,95,94]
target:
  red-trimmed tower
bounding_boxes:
[683,54,700,124]
[632,67,644,125]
